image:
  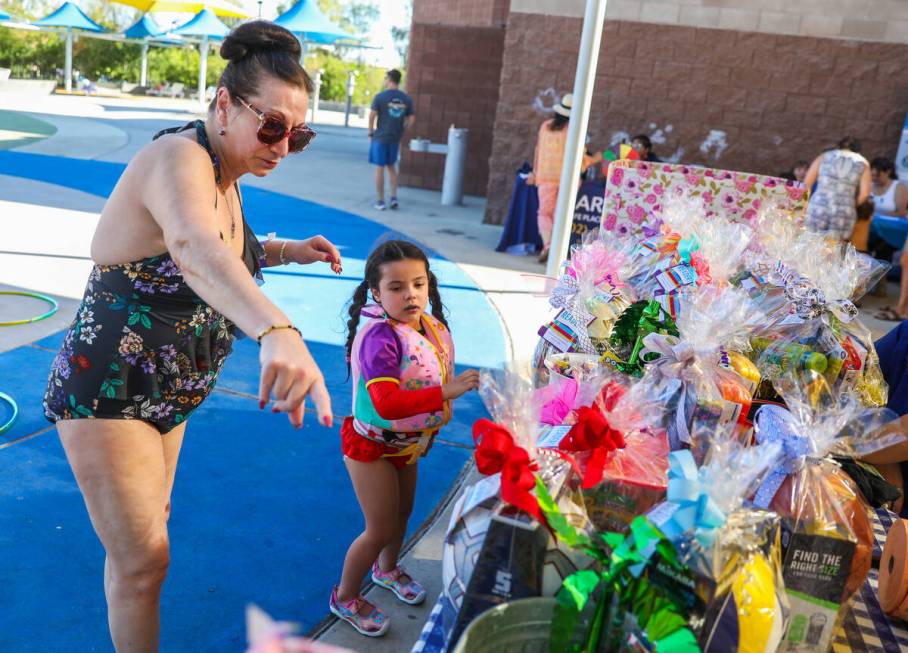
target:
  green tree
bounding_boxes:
[390,0,412,67]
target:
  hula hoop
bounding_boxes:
[0,290,58,434]
[0,290,59,326]
[0,391,18,435]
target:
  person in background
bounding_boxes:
[630,134,661,162]
[870,157,908,218]
[870,158,908,321]
[803,135,871,242]
[780,159,809,183]
[526,93,602,264]
[368,69,414,211]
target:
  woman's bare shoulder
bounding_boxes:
[130,130,211,175]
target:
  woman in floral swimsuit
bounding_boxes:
[42,21,340,652]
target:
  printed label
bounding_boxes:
[655,264,697,293]
[780,531,855,652]
[537,425,572,449]
[739,273,766,294]
[539,310,579,352]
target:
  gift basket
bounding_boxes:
[554,378,670,535]
[443,367,595,651]
[642,441,789,653]
[743,230,889,408]
[635,284,765,456]
[532,232,650,386]
[750,372,902,652]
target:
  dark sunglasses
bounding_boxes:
[236,96,316,153]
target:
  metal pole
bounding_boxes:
[140,41,149,87]
[257,0,262,18]
[344,70,355,128]
[545,0,607,277]
[198,35,208,108]
[441,126,468,206]
[310,70,322,124]
[64,27,72,93]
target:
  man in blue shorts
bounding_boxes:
[368,69,414,210]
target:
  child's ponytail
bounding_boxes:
[345,280,370,371]
[428,271,449,329]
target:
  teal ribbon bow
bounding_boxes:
[660,450,726,549]
[677,235,700,264]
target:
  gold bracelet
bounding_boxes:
[256,323,302,344]
[279,240,290,265]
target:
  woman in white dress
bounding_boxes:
[869,158,908,321]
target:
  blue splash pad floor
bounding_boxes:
[0,151,503,652]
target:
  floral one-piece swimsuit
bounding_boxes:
[43,120,264,434]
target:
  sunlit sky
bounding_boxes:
[242,0,410,68]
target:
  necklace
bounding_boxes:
[214,186,236,242]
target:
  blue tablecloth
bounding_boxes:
[496,167,542,255]
[870,214,908,249]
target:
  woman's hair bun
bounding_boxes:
[220,21,301,63]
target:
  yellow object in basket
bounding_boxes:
[727,351,761,396]
[731,553,785,653]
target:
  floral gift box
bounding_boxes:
[601,160,808,239]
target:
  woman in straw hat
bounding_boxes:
[526,93,602,263]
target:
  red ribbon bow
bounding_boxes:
[558,383,627,488]
[472,418,545,524]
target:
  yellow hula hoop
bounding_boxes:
[0,290,59,326]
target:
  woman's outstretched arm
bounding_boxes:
[143,137,332,427]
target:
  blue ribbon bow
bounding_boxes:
[659,450,726,549]
[752,404,810,508]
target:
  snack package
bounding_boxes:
[641,442,789,653]
[751,372,903,652]
[533,231,647,386]
[748,236,889,406]
[638,284,765,456]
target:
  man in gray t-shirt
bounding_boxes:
[368,69,415,210]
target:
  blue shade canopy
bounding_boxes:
[33,2,104,31]
[123,13,164,39]
[273,0,354,44]
[0,9,10,20]
[172,7,228,39]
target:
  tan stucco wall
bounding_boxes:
[510,0,908,43]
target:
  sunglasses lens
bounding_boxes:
[257,117,286,145]
[288,127,315,153]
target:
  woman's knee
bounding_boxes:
[109,537,171,596]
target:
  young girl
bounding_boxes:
[330,240,480,637]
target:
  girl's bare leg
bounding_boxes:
[378,462,417,575]
[337,457,400,602]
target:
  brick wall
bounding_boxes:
[483,12,908,224]
[413,0,509,28]
[398,22,505,196]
